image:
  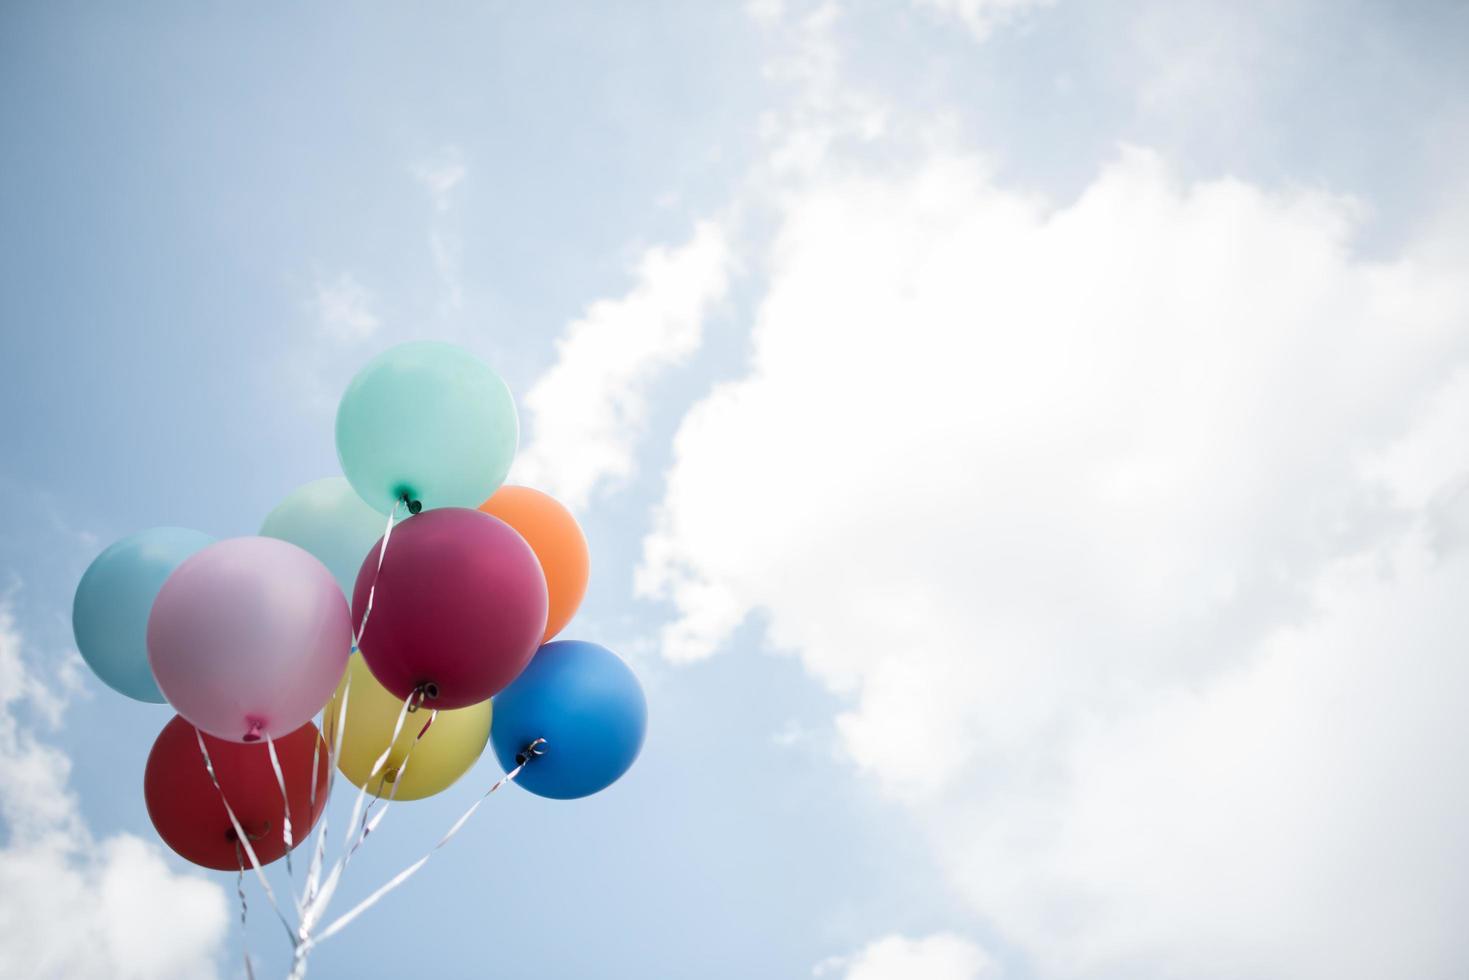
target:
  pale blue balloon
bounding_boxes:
[260,476,388,596]
[335,341,519,516]
[71,527,213,703]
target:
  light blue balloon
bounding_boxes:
[335,341,519,516]
[260,476,387,596]
[71,527,213,703]
[491,640,648,800]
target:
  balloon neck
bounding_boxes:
[226,820,269,843]
[406,683,439,713]
[515,737,548,767]
[241,718,265,743]
[396,489,423,515]
[383,767,399,784]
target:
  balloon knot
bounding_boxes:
[515,737,548,767]
[406,683,439,713]
[242,718,264,743]
[226,821,269,843]
[399,491,422,515]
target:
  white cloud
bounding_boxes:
[514,222,732,510]
[746,0,786,28]
[638,142,1469,977]
[412,146,468,213]
[815,932,999,980]
[315,273,381,343]
[410,147,468,314]
[429,229,463,313]
[944,534,1469,979]
[0,601,229,980]
[1118,0,1296,148]
[751,1,889,177]
[912,0,1053,41]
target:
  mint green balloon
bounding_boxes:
[260,477,387,596]
[335,342,519,515]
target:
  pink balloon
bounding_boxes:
[353,508,547,710]
[148,537,351,743]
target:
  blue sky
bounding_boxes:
[3,2,1469,978]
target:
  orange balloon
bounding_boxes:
[479,486,589,644]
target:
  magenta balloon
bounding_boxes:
[353,507,547,710]
[147,537,352,743]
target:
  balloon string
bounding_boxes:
[290,714,353,980]
[347,707,437,863]
[352,499,402,649]
[264,733,295,879]
[289,498,405,978]
[298,686,416,941]
[233,841,258,980]
[298,497,400,937]
[341,691,413,858]
[308,723,322,813]
[299,677,349,924]
[356,701,437,840]
[194,729,298,947]
[341,520,413,866]
[302,738,547,952]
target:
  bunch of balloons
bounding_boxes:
[73,340,647,905]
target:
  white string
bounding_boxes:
[352,499,402,647]
[233,842,257,980]
[299,679,348,921]
[300,687,416,939]
[346,709,437,862]
[288,499,404,980]
[194,729,298,947]
[226,497,419,980]
[298,498,402,933]
[308,723,322,812]
[264,733,295,878]
[301,739,544,952]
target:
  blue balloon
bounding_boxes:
[72,527,213,703]
[491,640,647,800]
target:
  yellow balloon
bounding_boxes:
[324,654,492,801]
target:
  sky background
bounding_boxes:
[3,1,1469,978]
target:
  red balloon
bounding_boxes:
[144,715,329,871]
[353,507,547,710]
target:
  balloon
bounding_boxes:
[260,476,386,596]
[335,341,519,515]
[71,527,213,703]
[145,714,329,871]
[490,640,647,800]
[324,654,492,801]
[353,508,547,710]
[148,537,352,742]
[479,486,589,645]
